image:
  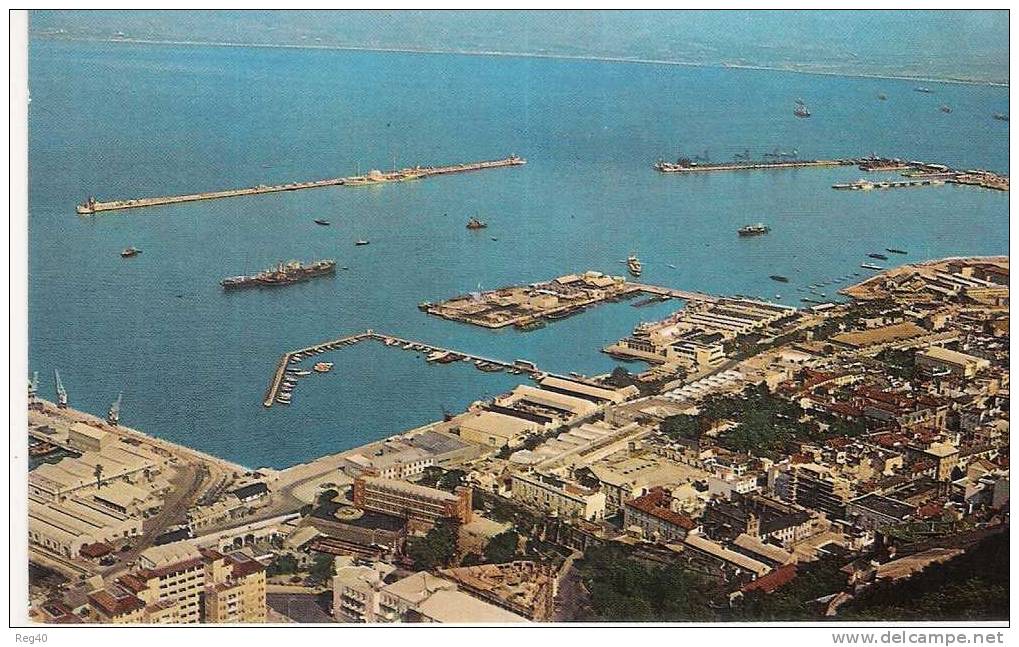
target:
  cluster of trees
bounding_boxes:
[266,553,299,577]
[877,348,917,379]
[418,467,467,492]
[697,385,813,457]
[841,531,1009,621]
[660,413,703,441]
[576,544,721,621]
[406,521,459,571]
[733,558,846,621]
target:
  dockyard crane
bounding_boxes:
[54,369,68,409]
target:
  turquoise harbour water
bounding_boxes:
[28,40,1008,468]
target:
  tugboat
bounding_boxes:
[626,255,643,278]
[738,223,771,237]
[769,275,790,283]
[314,219,330,226]
[793,100,811,118]
[355,239,370,246]
[466,217,488,230]
[121,247,141,258]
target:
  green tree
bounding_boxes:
[437,469,467,492]
[407,521,459,571]
[418,466,445,488]
[317,489,339,505]
[308,552,335,583]
[483,530,519,564]
[267,553,299,576]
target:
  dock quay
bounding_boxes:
[653,154,1008,191]
[422,271,727,331]
[263,330,547,408]
[833,178,945,190]
[654,158,854,173]
[76,155,526,214]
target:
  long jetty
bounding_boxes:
[654,158,855,173]
[76,155,526,214]
[263,330,546,408]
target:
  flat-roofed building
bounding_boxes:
[459,411,539,449]
[683,533,771,579]
[536,375,636,404]
[352,476,472,530]
[68,422,112,453]
[510,471,605,521]
[916,346,990,378]
[846,494,915,530]
[29,496,142,558]
[371,571,527,624]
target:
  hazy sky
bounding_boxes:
[30,10,1009,83]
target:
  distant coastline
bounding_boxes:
[29,33,1009,88]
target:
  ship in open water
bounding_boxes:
[221,259,336,289]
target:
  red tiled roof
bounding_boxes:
[741,563,798,594]
[79,542,113,558]
[88,590,144,618]
[227,556,267,579]
[917,502,944,519]
[625,487,696,530]
[116,574,147,594]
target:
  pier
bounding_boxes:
[654,158,854,173]
[626,283,720,304]
[76,155,526,214]
[654,154,1007,191]
[832,178,946,190]
[263,330,547,408]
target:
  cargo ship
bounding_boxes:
[221,259,336,289]
[738,223,770,236]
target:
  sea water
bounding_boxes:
[28,39,1008,467]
